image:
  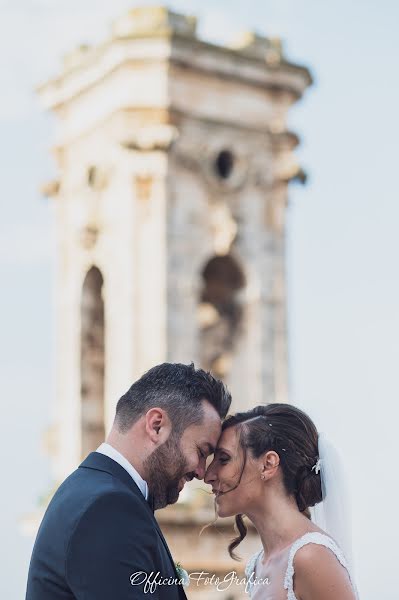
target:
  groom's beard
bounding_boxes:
[144,435,192,510]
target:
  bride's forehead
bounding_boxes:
[216,425,240,448]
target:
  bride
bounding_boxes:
[204,403,359,599]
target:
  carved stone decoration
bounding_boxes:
[86,165,110,191]
[229,31,283,65]
[208,202,237,256]
[135,175,153,203]
[122,125,179,152]
[40,179,60,198]
[79,224,99,250]
[111,6,197,39]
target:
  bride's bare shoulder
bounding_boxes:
[293,544,356,600]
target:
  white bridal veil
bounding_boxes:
[310,433,354,571]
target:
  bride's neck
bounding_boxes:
[246,494,310,558]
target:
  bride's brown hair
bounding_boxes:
[223,403,322,559]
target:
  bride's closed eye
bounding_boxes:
[216,452,230,465]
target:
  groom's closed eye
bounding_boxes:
[205,442,215,455]
[198,443,214,459]
[198,442,215,458]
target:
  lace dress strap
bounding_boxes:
[245,548,263,596]
[283,532,358,600]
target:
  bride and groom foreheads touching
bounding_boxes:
[26,362,359,600]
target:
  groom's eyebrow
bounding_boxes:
[204,442,215,454]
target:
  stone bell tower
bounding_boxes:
[38,5,311,497]
[37,6,312,596]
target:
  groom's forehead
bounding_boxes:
[191,410,222,448]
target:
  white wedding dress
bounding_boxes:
[245,531,359,599]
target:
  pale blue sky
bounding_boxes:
[1,1,398,598]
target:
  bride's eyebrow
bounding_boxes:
[215,446,230,455]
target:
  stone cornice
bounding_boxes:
[45,105,299,151]
[37,15,312,111]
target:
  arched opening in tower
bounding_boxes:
[198,254,246,380]
[80,266,105,458]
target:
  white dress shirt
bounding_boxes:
[96,442,148,500]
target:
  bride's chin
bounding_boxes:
[215,498,233,518]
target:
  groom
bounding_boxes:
[26,362,231,599]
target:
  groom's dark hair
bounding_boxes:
[115,362,231,434]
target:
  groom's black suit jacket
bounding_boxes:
[25,452,188,600]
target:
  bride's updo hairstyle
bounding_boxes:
[224,403,322,559]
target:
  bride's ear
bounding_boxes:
[260,451,280,480]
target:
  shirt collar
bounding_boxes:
[96,442,148,500]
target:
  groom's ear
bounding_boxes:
[144,407,172,445]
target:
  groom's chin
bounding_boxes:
[166,484,181,506]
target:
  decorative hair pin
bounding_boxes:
[311,457,322,474]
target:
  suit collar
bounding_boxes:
[80,451,147,503]
[96,443,149,499]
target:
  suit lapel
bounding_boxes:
[146,492,187,600]
[79,452,186,595]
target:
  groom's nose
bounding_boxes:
[204,463,215,484]
[194,460,206,480]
